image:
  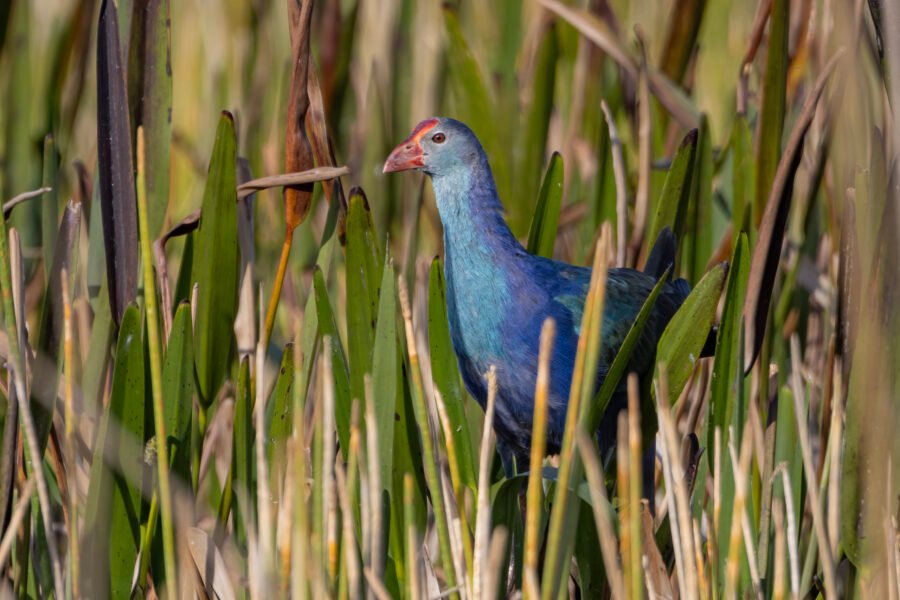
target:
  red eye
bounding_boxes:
[432,132,446,143]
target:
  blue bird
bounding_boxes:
[384,117,710,475]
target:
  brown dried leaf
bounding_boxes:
[284,0,316,230]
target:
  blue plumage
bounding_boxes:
[385,117,695,474]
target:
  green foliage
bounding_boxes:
[191,112,239,405]
[527,152,565,259]
[82,305,146,598]
[0,1,891,598]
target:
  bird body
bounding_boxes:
[385,117,698,473]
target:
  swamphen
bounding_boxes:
[384,117,710,475]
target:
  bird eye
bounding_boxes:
[432,132,446,144]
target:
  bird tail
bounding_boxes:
[644,227,677,281]
[646,226,719,358]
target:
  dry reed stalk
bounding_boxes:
[472,366,497,599]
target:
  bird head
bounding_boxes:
[383,117,484,177]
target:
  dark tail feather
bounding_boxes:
[700,326,718,358]
[644,227,676,282]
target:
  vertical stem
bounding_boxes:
[62,270,79,597]
[263,230,295,345]
[524,318,555,598]
[136,128,178,595]
[0,229,63,594]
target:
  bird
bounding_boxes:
[384,117,713,476]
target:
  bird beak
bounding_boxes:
[383,138,425,173]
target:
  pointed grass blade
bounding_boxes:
[97,0,138,325]
[526,152,564,259]
[344,188,383,406]
[163,303,194,478]
[647,129,698,254]
[191,112,239,405]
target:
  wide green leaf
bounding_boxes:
[371,258,399,489]
[708,233,749,465]
[526,152,564,259]
[163,302,194,478]
[313,268,353,452]
[191,112,239,405]
[345,188,382,407]
[654,263,727,403]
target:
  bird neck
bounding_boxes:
[430,161,522,261]
[430,161,527,369]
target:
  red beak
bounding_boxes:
[383,139,425,173]
[383,118,440,173]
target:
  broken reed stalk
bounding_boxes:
[433,390,474,575]
[473,366,498,599]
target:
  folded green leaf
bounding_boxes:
[191,112,239,405]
